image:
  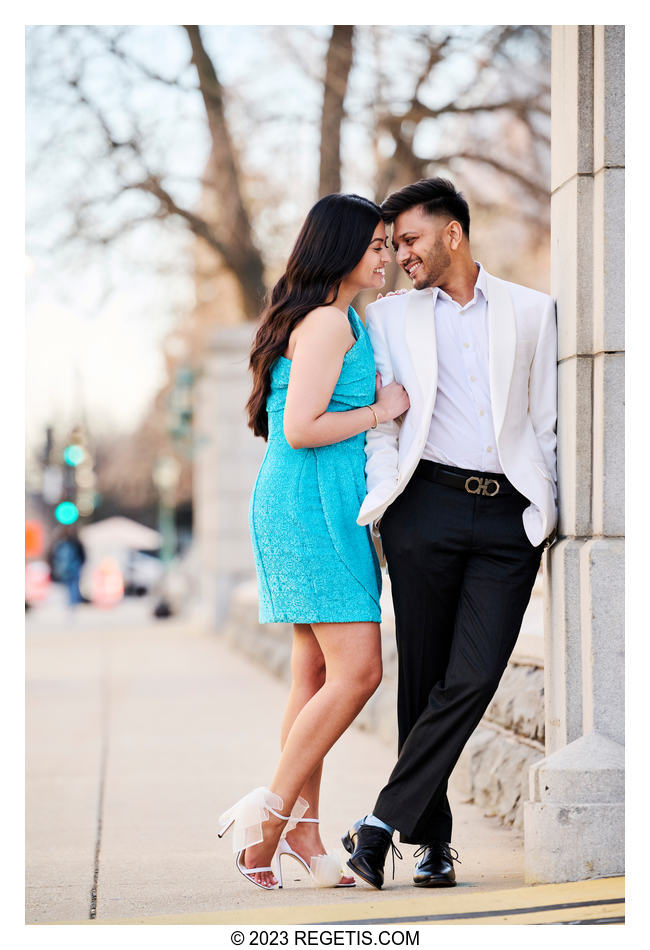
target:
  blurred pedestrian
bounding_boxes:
[49,526,86,607]
[218,194,409,891]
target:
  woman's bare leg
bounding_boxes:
[244,621,381,885]
[280,624,325,814]
[279,625,351,880]
[241,623,324,888]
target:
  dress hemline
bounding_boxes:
[258,614,381,625]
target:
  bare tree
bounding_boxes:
[272,25,550,288]
[27,25,266,320]
[367,26,550,208]
[27,25,551,321]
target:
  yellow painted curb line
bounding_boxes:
[51,876,624,926]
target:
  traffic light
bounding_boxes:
[63,444,85,467]
[61,425,96,517]
[54,501,79,525]
[167,367,194,446]
[63,425,86,467]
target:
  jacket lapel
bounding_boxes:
[486,273,516,438]
[404,288,437,409]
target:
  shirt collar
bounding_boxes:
[474,262,488,301]
[432,262,487,307]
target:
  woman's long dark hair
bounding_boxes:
[247,193,383,439]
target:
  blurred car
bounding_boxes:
[123,550,165,596]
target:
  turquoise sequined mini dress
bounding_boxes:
[249,307,382,624]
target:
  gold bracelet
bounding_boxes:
[366,405,379,429]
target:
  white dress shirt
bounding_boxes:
[422,263,504,474]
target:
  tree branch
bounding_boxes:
[434,152,549,199]
[123,175,231,259]
[87,26,195,89]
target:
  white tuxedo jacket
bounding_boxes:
[358,270,558,547]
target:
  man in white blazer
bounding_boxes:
[342,178,557,889]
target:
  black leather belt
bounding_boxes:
[414,459,518,497]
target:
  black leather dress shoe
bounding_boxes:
[412,842,459,887]
[341,818,402,890]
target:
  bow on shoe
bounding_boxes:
[218,787,308,853]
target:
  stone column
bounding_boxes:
[523,26,625,883]
[193,324,266,625]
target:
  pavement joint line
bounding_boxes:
[89,641,110,920]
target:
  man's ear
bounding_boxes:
[448,220,463,251]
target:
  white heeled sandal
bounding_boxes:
[278,817,356,888]
[218,786,309,891]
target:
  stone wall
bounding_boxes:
[523,25,625,883]
[451,668,544,831]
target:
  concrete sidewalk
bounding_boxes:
[25,598,619,925]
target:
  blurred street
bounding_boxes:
[25,598,624,926]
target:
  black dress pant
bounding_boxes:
[373,465,543,845]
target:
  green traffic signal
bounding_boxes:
[55,501,79,525]
[63,444,85,466]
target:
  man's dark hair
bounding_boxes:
[380,177,470,238]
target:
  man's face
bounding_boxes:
[391,206,452,290]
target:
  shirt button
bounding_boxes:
[480,410,485,416]
[470,375,477,382]
[487,446,493,453]
[463,342,470,348]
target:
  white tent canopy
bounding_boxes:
[79,517,162,552]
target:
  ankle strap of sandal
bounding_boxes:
[219,788,308,854]
[268,806,292,821]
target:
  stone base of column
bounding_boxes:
[524,731,624,882]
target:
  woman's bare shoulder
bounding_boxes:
[285,305,352,361]
[297,305,351,343]
[302,304,349,327]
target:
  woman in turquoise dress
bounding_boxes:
[218,194,409,890]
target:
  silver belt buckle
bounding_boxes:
[464,475,500,497]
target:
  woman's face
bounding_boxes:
[346,221,393,291]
